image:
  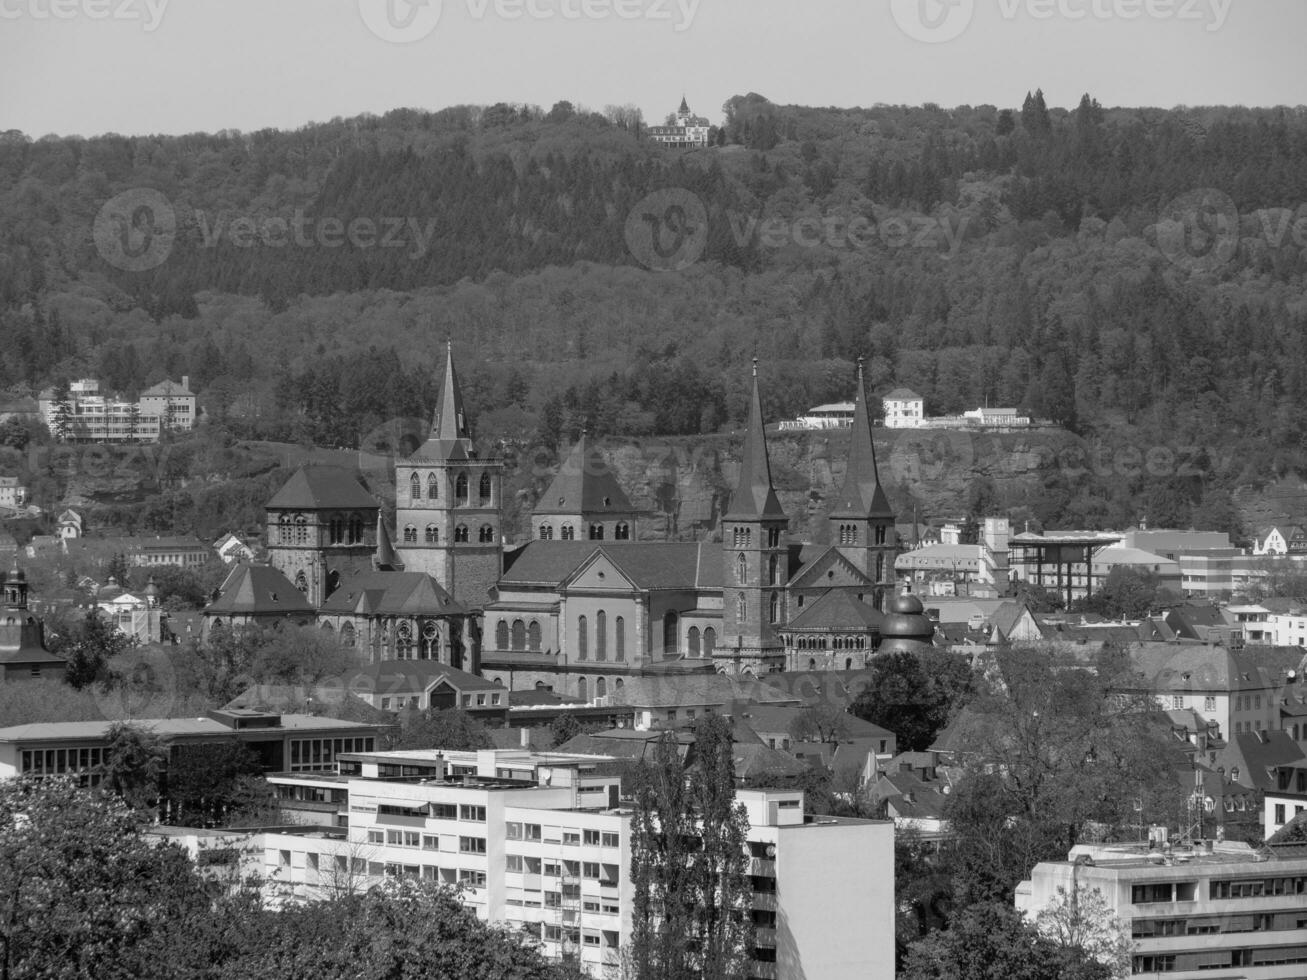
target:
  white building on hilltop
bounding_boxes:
[181,746,894,980]
[646,96,711,148]
[882,389,924,428]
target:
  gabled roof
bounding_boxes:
[533,435,637,516]
[989,600,1042,641]
[724,362,785,522]
[1214,730,1307,792]
[318,571,465,617]
[501,541,722,591]
[349,659,499,694]
[784,589,884,632]
[206,564,313,615]
[410,341,474,462]
[786,546,872,590]
[829,360,893,521]
[733,742,810,781]
[266,466,379,511]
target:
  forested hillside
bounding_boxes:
[2,93,1305,536]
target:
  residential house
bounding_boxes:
[881,388,924,429]
[214,532,255,564]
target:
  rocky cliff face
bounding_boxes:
[502,427,1079,544]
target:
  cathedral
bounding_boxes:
[205,345,910,697]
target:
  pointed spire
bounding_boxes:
[830,356,894,519]
[679,94,690,115]
[433,339,469,443]
[725,359,785,522]
[374,513,404,571]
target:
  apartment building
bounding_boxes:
[1018,840,1307,978]
[242,747,893,980]
[37,377,196,443]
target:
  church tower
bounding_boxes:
[828,357,897,609]
[717,360,787,673]
[395,342,502,610]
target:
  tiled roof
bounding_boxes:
[266,466,379,510]
[784,589,884,631]
[205,564,313,615]
[1214,730,1307,792]
[883,388,922,400]
[502,541,722,591]
[319,571,465,617]
[786,546,872,590]
[533,435,636,516]
[348,659,500,695]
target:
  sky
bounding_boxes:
[1,0,1305,138]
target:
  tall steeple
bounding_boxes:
[433,339,470,445]
[725,359,786,522]
[719,359,787,674]
[828,357,897,598]
[830,357,893,521]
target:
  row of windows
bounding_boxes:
[575,612,625,661]
[402,524,495,543]
[1134,946,1307,973]
[538,522,630,541]
[836,524,888,546]
[288,737,375,771]
[21,746,105,777]
[408,472,492,503]
[276,513,366,546]
[496,619,544,652]
[734,592,782,624]
[735,553,786,586]
[575,676,622,701]
[504,827,620,848]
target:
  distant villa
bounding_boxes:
[778,389,1043,432]
[646,96,710,149]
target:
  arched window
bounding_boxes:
[846,657,853,671]
[454,525,469,543]
[615,678,624,691]
[875,524,887,545]
[511,620,526,651]
[329,516,343,544]
[577,615,588,660]
[736,553,747,584]
[768,527,781,548]
[528,621,542,652]
[455,472,468,503]
[340,622,356,647]
[425,525,439,543]
[327,570,341,597]
[404,525,417,543]
[561,524,575,541]
[596,677,606,699]
[410,473,421,499]
[479,524,494,543]
[770,592,779,623]
[428,473,439,499]
[495,621,509,650]
[577,676,588,702]
[349,514,364,543]
[589,523,604,540]
[596,610,607,661]
[539,524,553,540]
[736,593,746,623]
[479,472,492,502]
[875,553,884,581]
[614,617,624,661]
[663,611,678,656]
[808,658,817,671]
[688,626,701,657]
[295,515,308,545]
[703,627,716,657]
[770,553,780,585]
[278,513,291,544]
[294,570,308,593]
[615,522,630,540]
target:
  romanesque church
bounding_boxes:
[205,344,905,697]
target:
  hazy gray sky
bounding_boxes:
[2,0,1305,138]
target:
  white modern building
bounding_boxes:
[37,377,196,443]
[881,388,924,429]
[1018,840,1307,978]
[217,747,894,980]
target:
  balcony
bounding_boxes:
[751,892,777,911]
[754,928,777,949]
[749,857,776,876]
[748,962,778,980]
